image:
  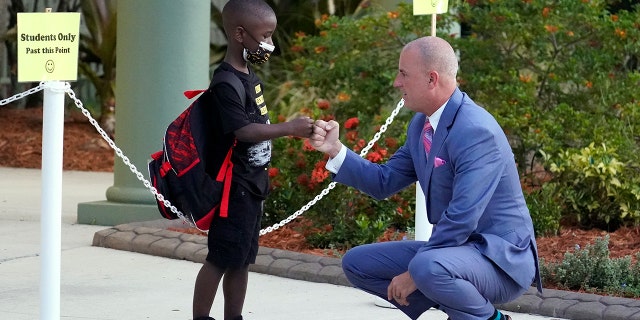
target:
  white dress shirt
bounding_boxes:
[325,101,448,173]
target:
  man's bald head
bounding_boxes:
[405,36,458,85]
[394,36,459,114]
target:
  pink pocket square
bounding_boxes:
[434,157,446,168]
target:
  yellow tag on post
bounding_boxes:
[17,12,81,82]
[414,0,449,15]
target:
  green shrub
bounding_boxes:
[542,236,640,297]
[525,182,562,236]
[541,143,640,229]
[452,0,640,230]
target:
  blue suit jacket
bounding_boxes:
[334,88,542,291]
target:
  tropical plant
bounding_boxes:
[77,0,116,135]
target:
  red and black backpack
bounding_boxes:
[148,71,245,231]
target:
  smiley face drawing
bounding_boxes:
[45,60,55,73]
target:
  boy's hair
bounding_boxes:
[222,0,275,35]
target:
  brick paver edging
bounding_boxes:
[91,222,640,320]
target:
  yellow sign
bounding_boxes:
[414,0,449,15]
[17,12,81,82]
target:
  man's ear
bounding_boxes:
[427,71,439,87]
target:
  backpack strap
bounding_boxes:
[210,70,247,106]
[182,71,246,102]
[183,90,205,99]
[209,71,245,218]
[215,140,236,218]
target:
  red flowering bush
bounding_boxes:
[266,110,413,248]
[259,4,436,248]
[343,117,359,129]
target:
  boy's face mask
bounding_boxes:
[243,42,275,64]
[241,27,275,64]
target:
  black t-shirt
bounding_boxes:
[202,62,271,199]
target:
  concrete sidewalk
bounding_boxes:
[0,167,637,319]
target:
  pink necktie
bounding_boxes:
[422,119,433,157]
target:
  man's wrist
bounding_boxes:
[329,141,343,158]
[325,143,346,174]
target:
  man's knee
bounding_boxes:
[341,246,361,275]
[341,245,375,286]
[408,254,449,291]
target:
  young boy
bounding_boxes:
[192,1,314,319]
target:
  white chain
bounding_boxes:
[64,85,198,229]
[0,83,196,228]
[0,82,46,107]
[5,82,404,235]
[1,82,192,228]
[259,99,405,235]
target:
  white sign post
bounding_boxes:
[414,0,450,37]
[17,9,80,320]
[412,0,448,242]
[40,80,67,320]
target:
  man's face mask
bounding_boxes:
[242,27,275,64]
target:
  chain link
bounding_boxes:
[64,85,198,230]
[0,82,46,107]
[258,99,405,235]
[1,84,193,226]
[58,83,403,235]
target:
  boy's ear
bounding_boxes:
[232,26,244,43]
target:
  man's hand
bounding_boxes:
[387,271,418,306]
[310,120,342,158]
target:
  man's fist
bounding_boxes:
[310,120,342,158]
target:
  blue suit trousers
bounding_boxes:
[342,241,530,320]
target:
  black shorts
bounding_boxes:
[206,183,263,269]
